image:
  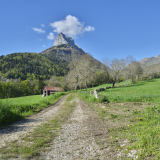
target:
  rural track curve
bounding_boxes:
[0,94,69,149]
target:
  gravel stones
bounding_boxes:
[42,100,101,160]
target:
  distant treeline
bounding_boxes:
[0,52,68,80]
[0,78,45,99]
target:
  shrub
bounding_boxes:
[12,104,35,114]
[97,95,110,103]
[89,95,97,102]
[0,100,21,125]
[0,92,67,126]
[79,91,109,103]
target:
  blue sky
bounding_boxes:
[0,0,160,61]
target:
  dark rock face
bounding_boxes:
[53,33,85,53]
[139,54,160,66]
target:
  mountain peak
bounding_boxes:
[53,33,85,53]
[139,54,160,66]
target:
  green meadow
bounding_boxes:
[0,92,67,126]
[79,78,160,159]
[103,79,160,103]
[1,79,160,159]
[86,78,160,103]
[89,80,130,90]
[1,95,44,105]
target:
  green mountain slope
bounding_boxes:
[0,44,102,81]
[39,44,84,64]
[0,52,67,80]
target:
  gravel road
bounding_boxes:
[0,95,69,149]
[0,95,135,160]
[41,98,108,160]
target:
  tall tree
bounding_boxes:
[102,58,124,87]
[121,56,135,85]
[129,61,143,83]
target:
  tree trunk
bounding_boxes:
[136,75,138,82]
[75,83,77,91]
[85,76,87,89]
[131,76,133,84]
[126,79,128,85]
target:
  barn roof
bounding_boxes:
[44,86,64,92]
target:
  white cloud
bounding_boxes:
[32,27,45,33]
[41,24,45,27]
[46,32,54,40]
[42,45,46,47]
[50,15,95,37]
[84,26,95,32]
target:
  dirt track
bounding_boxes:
[40,98,116,160]
[0,95,69,149]
[0,95,140,159]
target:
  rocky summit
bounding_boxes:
[139,54,160,67]
[53,33,85,53]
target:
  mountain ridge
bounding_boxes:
[53,32,85,53]
[0,33,101,80]
[139,54,160,66]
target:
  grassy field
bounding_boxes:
[0,92,67,126]
[1,95,44,105]
[0,94,76,159]
[88,80,130,90]
[79,78,160,159]
[87,78,160,103]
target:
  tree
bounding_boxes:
[121,56,135,85]
[65,54,96,90]
[78,54,96,89]
[67,57,81,91]
[102,58,124,87]
[129,61,143,83]
[143,64,159,79]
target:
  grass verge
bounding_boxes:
[78,91,109,103]
[0,93,76,159]
[116,105,160,159]
[0,92,67,126]
[101,79,160,103]
[78,90,160,159]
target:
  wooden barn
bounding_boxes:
[42,86,64,97]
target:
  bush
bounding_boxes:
[79,91,109,103]
[0,92,67,126]
[97,95,110,103]
[12,104,36,114]
[89,95,97,102]
[0,100,21,125]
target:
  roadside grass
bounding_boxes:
[78,78,160,159]
[0,92,67,126]
[1,95,43,105]
[123,105,160,159]
[78,91,109,103]
[91,78,160,103]
[87,80,130,90]
[0,93,76,159]
[80,97,160,159]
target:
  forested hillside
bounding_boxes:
[0,52,68,80]
[40,44,84,65]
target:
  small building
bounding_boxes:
[42,86,64,97]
